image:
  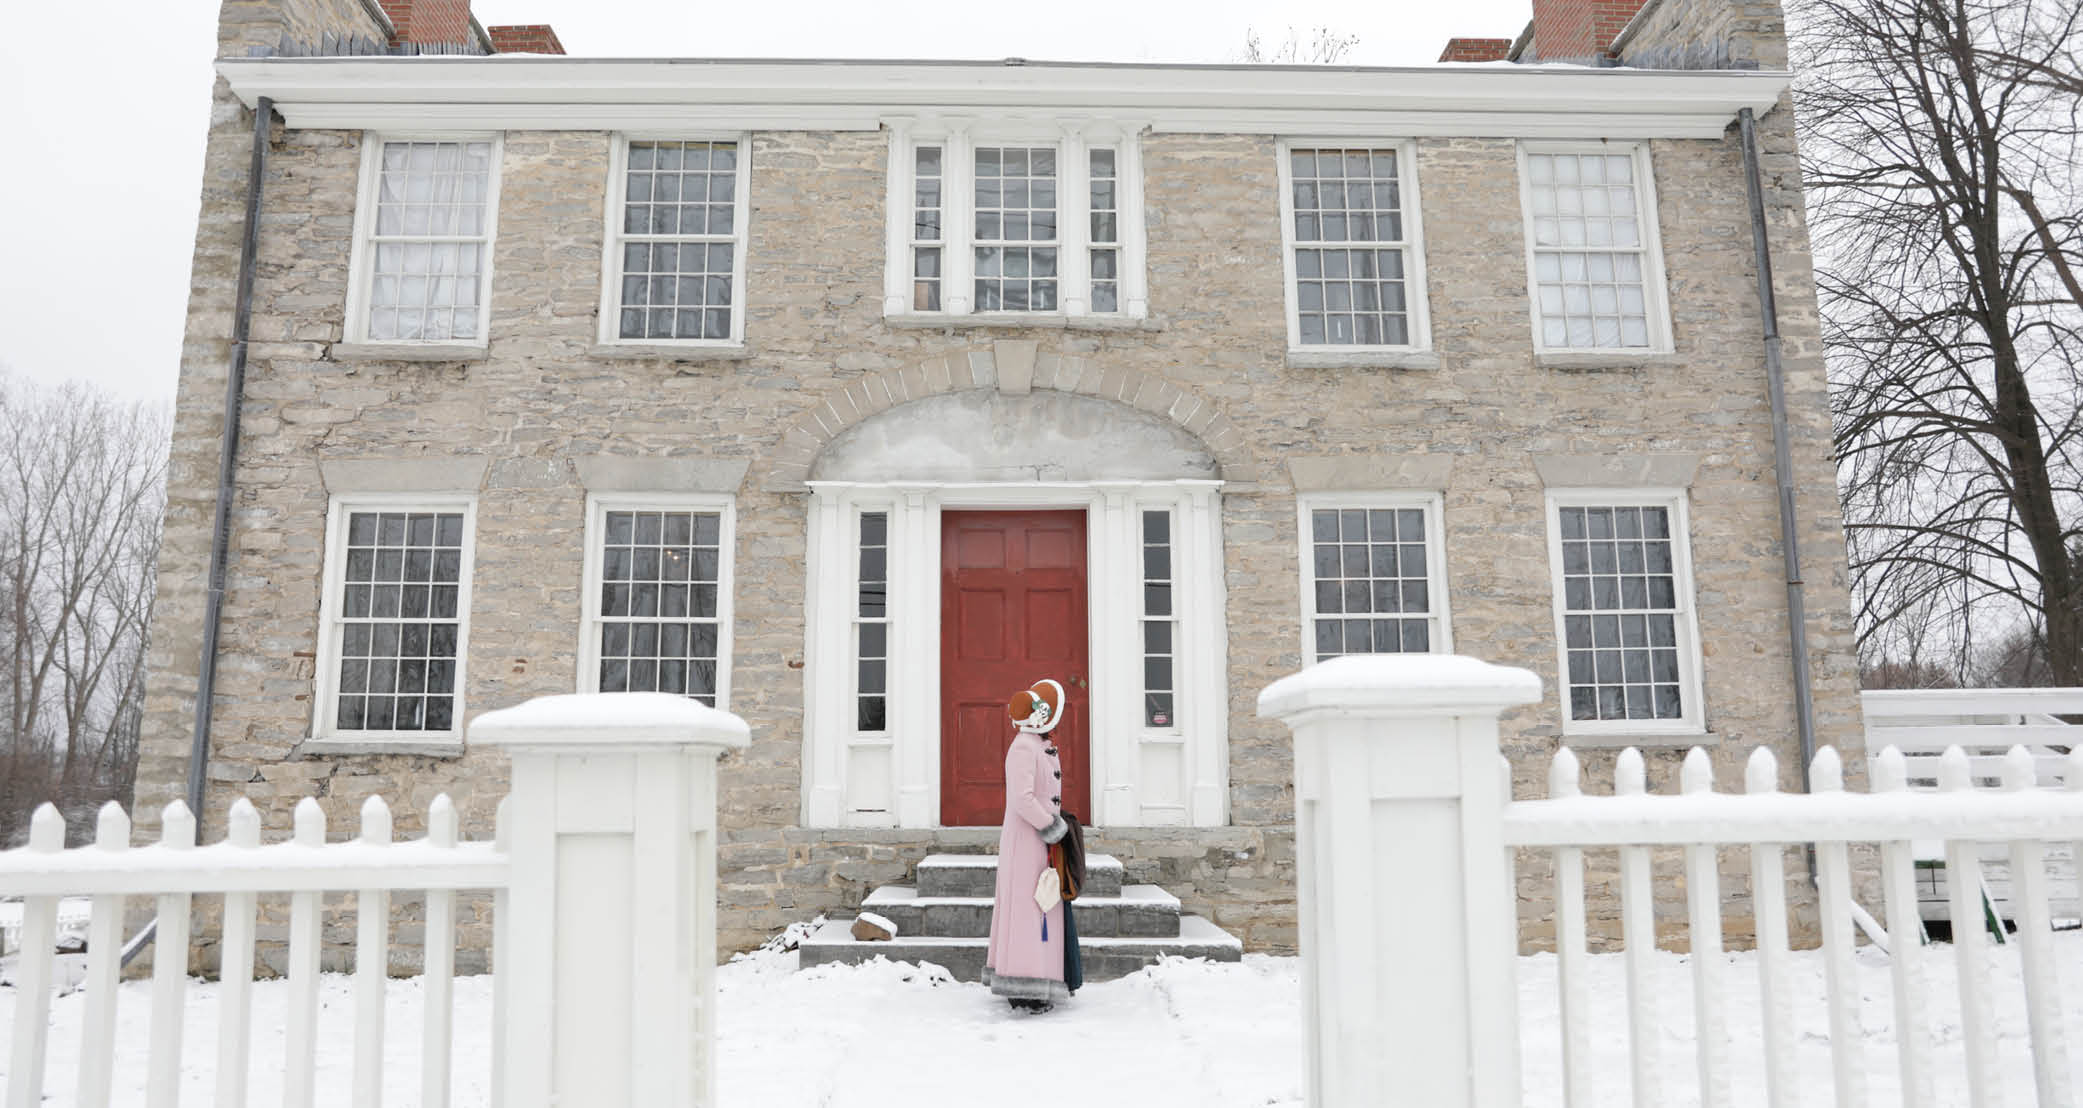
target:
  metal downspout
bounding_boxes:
[1738,107,1821,801]
[123,96,275,969]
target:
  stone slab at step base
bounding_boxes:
[796,852,1243,982]
[798,915,1242,983]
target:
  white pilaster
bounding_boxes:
[1258,654,1539,1108]
[894,488,938,826]
[881,119,913,316]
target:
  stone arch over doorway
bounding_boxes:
[765,342,1251,489]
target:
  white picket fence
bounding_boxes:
[1260,654,2083,1108]
[0,692,746,1108]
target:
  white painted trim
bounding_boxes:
[596,133,752,348]
[1541,487,1707,739]
[573,493,737,712]
[220,58,1791,139]
[309,492,479,747]
[1276,139,1432,355]
[1294,491,1454,666]
[1516,141,1675,356]
[803,479,1226,829]
[344,133,503,348]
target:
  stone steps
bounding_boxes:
[797,851,1242,983]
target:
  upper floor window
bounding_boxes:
[1519,144,1670,352]
[1279,143,1430,351]
[349,137,500,345]
[1543,490,1703,736]
[886,124,1146,320]
[1296,493,1451,663]
[601,138,749,346]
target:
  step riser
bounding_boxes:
[799,938,1239,984]
[919,865,1123,899]
[869,900,1180,939]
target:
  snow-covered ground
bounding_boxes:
[3,932,2079,1105]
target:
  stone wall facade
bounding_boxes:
[137,0,1860,965]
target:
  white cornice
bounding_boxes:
[217,57,1790,139]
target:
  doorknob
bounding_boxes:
[1071,676,1087,689]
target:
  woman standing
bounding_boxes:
[983,678,1072,1011]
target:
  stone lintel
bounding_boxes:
[318,456,489,493]
[573,455,752,494]
[1533,453,1700,489]
[1286,454,1453,492]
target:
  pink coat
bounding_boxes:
[983,730,1067,1000]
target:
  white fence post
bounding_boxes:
[471,692,750,1108]
[1259,654,1541,1108]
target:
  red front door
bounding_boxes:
[939,510,1089,827]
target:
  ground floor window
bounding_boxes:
[1543,489,1704,737]
[579,495,734,708]
[1295,492,1451,663]
[313,496,477,743]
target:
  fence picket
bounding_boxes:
[1940,746,2003,1108]
[216,800,262,1108]
[1549,750,1595,1108]
[491,796,512,1107]
[284,798,326,1108]
[354,797,392,1108]
[77,803,131,1108]
[423,795,459,1108]
[1744,748,1799,1108]
[1810,748,1867,1107]
[146,803,197,1108]
[6,805,66,1108]
[1679,749,1731,1108]
[2001,747,2072,1107]
[1614,748,1661,1108]
[1871,748,1935,1108]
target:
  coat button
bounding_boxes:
[1053,771,1062,779]
[1052,797,1062,805]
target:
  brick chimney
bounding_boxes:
[1437,38,1514,63]
[1529,0,1648,61]
[377,0,473,47]
[486,24,566,54]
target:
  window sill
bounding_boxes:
[588,343,753,363]
[1562,729,1716,750]
[883,312,1163,334]
[293,736,467,759]
[1287,349,1441,371]
[1535,351,1681,372]
[330,343,489,364]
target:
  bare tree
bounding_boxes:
[1236,26,1360,65]
[1795,0,2083,683]
[0,371,167,842]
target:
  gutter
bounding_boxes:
[1737,107,1820,802]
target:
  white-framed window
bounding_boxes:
[577,495,735,707]
[598,136,750,346]
[1277,142,1431,351]
[1296,493,1451,663]
[884,123,1147,319]
[1542,489,1704,736]
[311,496,478,742]
[1517,143,1671,352]
[1141,508,1177,729]
[346,135,501,345]
[854,509,889,733]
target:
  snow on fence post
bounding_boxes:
[1259,654,1541,1108]
[470,692,750,1108]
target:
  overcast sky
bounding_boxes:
[0,0,1531,405]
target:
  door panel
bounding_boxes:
[939,510,1089,827]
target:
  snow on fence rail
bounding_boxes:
[0,793,504,1108]
[0,691,747,1108]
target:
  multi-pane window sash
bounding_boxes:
[1288,148,1414,346]
[364,140,494,343]
[1142,510,1176,728]
[1525,150,1655,350]
[1089,149,1121,314]
[595,510,724,704]
[1307,506,1436,661]
[856,513,889,732]
[1555,504,1685,722]
[334,511,466,733]
[973,146,1060,312]
[611,140,743,342]
[912,148,944,312]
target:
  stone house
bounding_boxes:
[136,0,1863,963]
